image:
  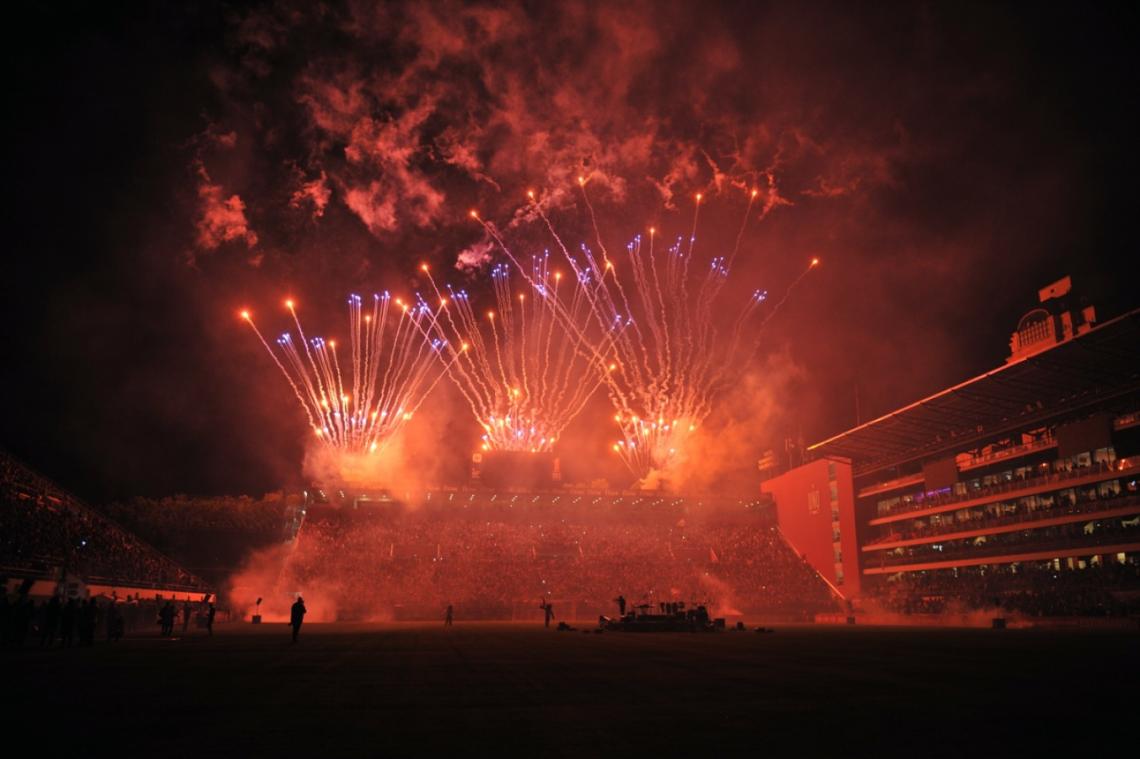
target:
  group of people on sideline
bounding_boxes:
[0,590,217,648]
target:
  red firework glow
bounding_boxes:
[471,185,819,485]
[241,294,460,457]
[238,183,817,490]
[418,258,604,453]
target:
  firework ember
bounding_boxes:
[476,186,817,482]
[241,294,458,455]
[418,257,606,453]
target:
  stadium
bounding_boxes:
[5,279,1138,627]
[5,278,1138,753]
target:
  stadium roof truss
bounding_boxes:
[808,309,1140,476]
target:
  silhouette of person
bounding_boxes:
[540,599,555,628]
[615,595,626,616]
[79,598,98,646]
[109,602,124,642]
[182,599,193,633]
[445,604,454,627]
[14,598,34,648]
[160,601,175,636]
[61,599,77,647]
[41,595,61,647]
[206,604,216,636]
[290,596,307,643]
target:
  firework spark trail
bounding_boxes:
[418,257,606,453]
[484,183,819,480]
[242,295,460,455]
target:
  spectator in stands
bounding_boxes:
[1,452,209,597]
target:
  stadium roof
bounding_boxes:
[808,308,1140,476]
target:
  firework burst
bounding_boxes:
[419,256,607,453]
[241,293,459,455]
[472,185,817,480]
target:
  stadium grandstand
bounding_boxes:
[104,493,298,585]
[1,450,209,602]
[762,279,1140,618]
[256,487,839,622]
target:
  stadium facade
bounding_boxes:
[761,279,1140,605]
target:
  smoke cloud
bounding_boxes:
[6,2,1132,498]
[193,162,259,252]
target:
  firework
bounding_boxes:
[472,185,817,479]
[418,256,608,453]
[241,294,459,455]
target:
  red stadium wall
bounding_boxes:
[762,457,860,598]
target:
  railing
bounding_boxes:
[864,493,1140,549]
[870,459,1133,522]
[1114,412,1139,430]
[859,473,925,499]
[83,574,209,593]
[869,529,1140,569]
[956,435,1057,472]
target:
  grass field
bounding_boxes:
[10,621,1138,756]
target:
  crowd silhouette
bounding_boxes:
[1,453,206,591]
[0,591,212,649]
[274,503,838,620]
[877,559,1140,617]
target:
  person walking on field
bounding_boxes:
[445,603,453,627]
[614,595,626,617]
[540,599,555,628]
[182,599,193,633]
[290,596,307,643]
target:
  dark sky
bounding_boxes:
[4,1,1136,501]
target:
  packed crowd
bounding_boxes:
[1,452,205,591]
[875,558,1140,617]
[870,515,1140,569]
[104,494,294,583]
[876,457,1132,520]
[276,504,837,620]
[867,482,1138,546]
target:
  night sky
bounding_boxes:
[4,1,1135,501]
